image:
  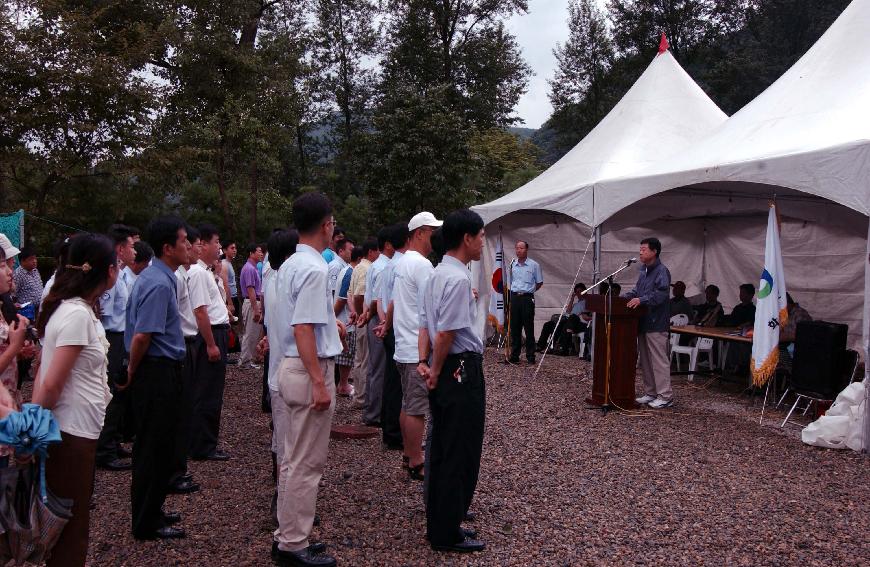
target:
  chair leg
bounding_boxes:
[776,387,790,409]
[781,395,803,428]
[688,351,698,382]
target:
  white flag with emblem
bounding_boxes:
[751,204,788,386]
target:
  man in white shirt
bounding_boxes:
[391,212,440,480]
[272,193,342,567]
[169,227,202,495]
[187,224,231,462]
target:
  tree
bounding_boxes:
[368,0,531,223]
[547,0,615,153]
[0,1,162,239]
[312,0,379,200]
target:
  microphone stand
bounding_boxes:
[582,260,636,414]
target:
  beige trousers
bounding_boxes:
[349,323,368,405]
[240,298,263,364]
[274,357,336,551]
[637,331,673,400]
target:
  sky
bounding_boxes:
[507,0,573,129]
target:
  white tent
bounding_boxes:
[473,0,870,449]
[472,49,728,331]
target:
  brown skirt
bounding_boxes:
[45,431,98,567]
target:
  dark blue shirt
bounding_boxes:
[125,258,185,361]
[623,258,671,334]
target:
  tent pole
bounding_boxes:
[863,218,869,454]
[593,225,601,283]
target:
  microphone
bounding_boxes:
[625,257,638,265]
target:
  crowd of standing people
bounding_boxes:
[0,193,489,567]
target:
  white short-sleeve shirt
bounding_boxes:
[38,298,112,439]
[175,266,199,337]
[392,251,434,363]
[419,255,483,355]
[263,263,283,391]
[187,260,230,325]
[275,244,342,359]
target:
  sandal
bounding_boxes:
[408,462,424,481]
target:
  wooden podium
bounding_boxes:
[584,294,646,410]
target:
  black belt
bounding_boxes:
[448,351,483,362]
[511,291,534,297]
[142,355,183,366]
[211,324,230,330]
[184,336,197,344]
[106,330,125,336]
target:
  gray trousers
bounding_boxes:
[363,315,385,424]
[637,331,673,400]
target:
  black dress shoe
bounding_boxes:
[162,511,182,525]
[527,357,536,364]
[116,445,133,459]
[313,514,320,526]
[97,458,132,471]
[135,526,186,540]
[508,357,520,364]
[431,537,486,553]
[272,546,336,567]
[168,479,200,494]
[272,541,326,559]
[178,473,194,483]
[200,449,230,462]
[464,511,476,522]
[462,528,478,539]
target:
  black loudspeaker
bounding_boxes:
[791,320,848,397]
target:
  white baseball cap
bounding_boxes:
[408,211,443,232]
[0,233,20,259]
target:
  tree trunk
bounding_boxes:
[248,163,258,244]
[216,143,236,236]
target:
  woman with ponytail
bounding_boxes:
[33,233,117,567]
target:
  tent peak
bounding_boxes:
[658,32,669,54]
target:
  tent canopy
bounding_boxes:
[472,50,727,226]
[591,0,870,225]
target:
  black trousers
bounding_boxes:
[262,325,271,413]
[131,357,182,538]
[426,352,485,546]
[537,315,589,352]
[96,331,128,463]
[171,338,197,484]
[381,329,403,448]
[510,293,535,360]
[189,327,229,459]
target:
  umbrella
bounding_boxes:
[0,404,71,565]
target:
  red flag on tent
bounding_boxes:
[658,33,669,54]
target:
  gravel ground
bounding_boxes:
[85,350,870,566]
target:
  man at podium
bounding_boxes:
[623,238,674,409]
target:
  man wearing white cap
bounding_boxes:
[390,212,441,479]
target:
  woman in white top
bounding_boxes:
[33,234,117,567]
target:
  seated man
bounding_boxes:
[692,284,724,327]
[536,283,591,355]
[725,283,756,327]
[669,281,693,320]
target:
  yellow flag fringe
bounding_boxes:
[751,306,790,387]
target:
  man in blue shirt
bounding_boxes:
[96,224,136,471]
[124,216,190,540]
[624,237,673,409]
[508,240,543,364]
[418,209,486,554]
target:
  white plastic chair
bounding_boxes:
[670,337,714,382]
[668,314,689,355]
